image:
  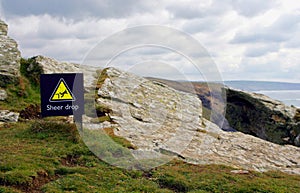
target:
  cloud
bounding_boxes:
[244,44,280,57]
[6,14,128,61]
[1,0,300,82]
[231,0,278,17]
[166,0,230,19]
[1,0,156,19]
[231,13,300,44]
[231,30,288,44]
[182,17,220,33]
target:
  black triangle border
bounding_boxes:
[49,78,76,102]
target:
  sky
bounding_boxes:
[0,0,299,82]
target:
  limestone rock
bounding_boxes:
[226,88,300,146]
[183,119,300,175]
[96,67,202,152]
[0,20,21,87]
[0,89,7,100]
[0,110,19,122]
[24,55,99,90]
[93,67,300,174]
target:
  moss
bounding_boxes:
[89,116,112,123]
[95,103,112,115]
[95,69,108,90]
[102,127,137,150]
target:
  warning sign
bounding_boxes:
[40,73,84,118]
[50,78,75,102]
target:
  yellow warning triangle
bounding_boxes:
[50,78,75,102]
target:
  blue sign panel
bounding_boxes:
[40,73,84,117]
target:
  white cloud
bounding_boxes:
[231,0,279,17]
[0,0,299,82]
[244,44,280,57]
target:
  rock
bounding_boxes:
[0,20,8,36]
[23,55,99,91]
[0,20,21,87]
[0,110,19,122]
[96,67,202,150]
[0,89,7,100]
[183,119,300,175]
[28,55,80,74]
[226,88,300,146]
[93,67,300,174]
[146,78,231,131]
[230,170,249,174]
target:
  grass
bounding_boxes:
[0,65,299,192]
[0,76,40,112]
[0,121,299,192]
[0,59,41,112]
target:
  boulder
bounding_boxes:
[226,88,300,146]
[0,20,21,87]
[23,55,99,90]
[92,67,300,174]
[96,67,202,150]
[0,110,19,122]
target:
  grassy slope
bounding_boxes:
[0,66,300,192]
[0,121,300,193]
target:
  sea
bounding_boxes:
[256,90,300,108]
[225,81,300,108]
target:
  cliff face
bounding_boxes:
[0,20,21,87]
[94,67,300,174]
[226,88,300,146]
[149,78,300,146]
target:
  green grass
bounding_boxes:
[0,59,41,112]
[0,66,299,192]
[0,76,40,112]
[0,121,299,192]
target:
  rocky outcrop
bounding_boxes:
[0,20,21,87]
[23,55,99,90]
[92,67,300,174]
[0,110,19,123]
[183,120,300,175]
[96,67,202,152]
[226,88,300,146]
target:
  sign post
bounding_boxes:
[40,73,84,127]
